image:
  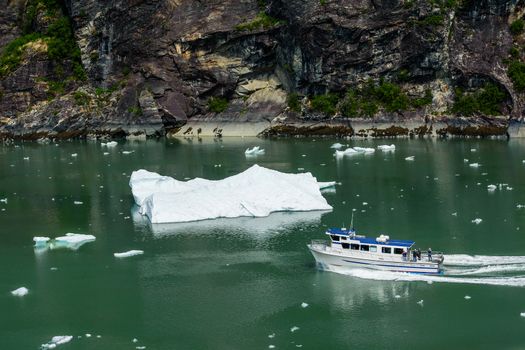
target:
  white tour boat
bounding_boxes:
[308,226,444,275]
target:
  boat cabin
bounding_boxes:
[326,228,415,258]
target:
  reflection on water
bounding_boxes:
[132,205,330,239]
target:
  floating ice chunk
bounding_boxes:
[114,250,144,258]
[85,334,91,337]
[377,144,395,151]
[335,148,358,157]
[487,184,497,192]
[136,347,146,350]
[269,346,275,349]
[133,338,138,343]
[11,287,28,296]
[394,295,401,299]
[471,218,483,225]
[521,312,525,317]
[245,146,265,156]
[353,147,375,153]
[517,204,525,209]
[417,300,424,306]
[301,302,309,308]
[33,237,50,246]
[50,233,96,250]
[71,153,78,157]
[470,148,477,152]
[405,156,415,161]
[469,163,480,168]
[41,335,72,349]
[102,141,118,147]
[0,198,6,203]
[268,333,275,338]
[290,326,300,332]
[73,201,83,205]
[330,143,344,149]
[130,165,332,224]
[362,202,368,206]
[507,187,513,191]
[464,158,469,163]
[464,295,471,300]
[103,152,109,155]
[451,212,457,216]
[122,151,134,155]
[23,157,29,160]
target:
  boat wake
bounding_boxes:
[335,254,525,287]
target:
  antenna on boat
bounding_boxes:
[350,210,355,230]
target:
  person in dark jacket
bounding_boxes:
[427,248,432,261]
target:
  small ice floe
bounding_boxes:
[0,198,7,203]
[318,182,336,190]
[471,218,483,225]
[40,335,73,349]
[269,346,275,349]
[470,148,477,152]
[103,152,109,155]
[517,204,525,209]
[23,157,30,160]
[301,302,309,308]
[507,187,513,191]
[290,326,300,332]
[136,347,146,350]
[85,334,92,338]
[469,163,480,168]
[49,233,96,250]
[377,144,395,152]
[335,148,358,157]
[73,201,83,205]
[362,202,368,206]
[132,338,139,343]
[102,141,118,148]
[464,295,471,300]
[71,153,78,157]
[464,158,469,163]
[405,156,415,161]
[330,143,344,149]
[521,312,525,317]
[122,151,134,155]
[245,146,265,156]
[353,147,375,153]
[114,250,144,258]
[394,295,401,299]
[33,237,50,246]
[417,300,424,306]
[11,287,28,297]
[487,184,497,192]
[451,212,457,216]
[268,333,275,338]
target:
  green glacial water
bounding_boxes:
[1,137,525,349]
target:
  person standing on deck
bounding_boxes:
[428,248,432,261]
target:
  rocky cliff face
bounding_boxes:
[0,0,524,139]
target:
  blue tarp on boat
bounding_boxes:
[326,228,415,247]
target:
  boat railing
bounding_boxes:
[310,240,328,251]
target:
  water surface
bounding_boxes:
[1,137,525,349]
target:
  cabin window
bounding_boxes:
[331,235,340,241]
[341,236,347,241]
[342,243,349,249]
[393,248,404,254]
[382,247,392,254]
[360,245,369,252]
[369,246,377,252]
[350,244,360,250]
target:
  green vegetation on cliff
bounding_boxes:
[452,83,506,116]
[208,97,229,113]
[307,80,433,118]
[235,12,284,31]
[0,0,85,81]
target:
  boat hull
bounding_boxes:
[308,244,442,275]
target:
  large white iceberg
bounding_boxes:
[130,165,332,224]
[41,335,73,349]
